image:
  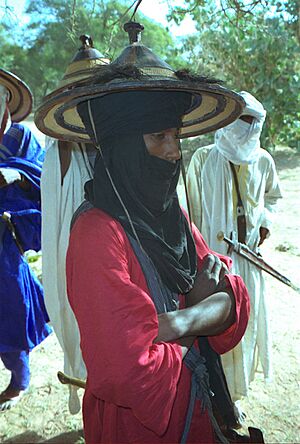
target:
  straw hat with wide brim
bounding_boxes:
[34,35,109,141]
[35,23,245,143]
[0,69,33,122]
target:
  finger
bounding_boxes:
[201,253,216,273]
[219,262,229,281]
[210,255,222,278]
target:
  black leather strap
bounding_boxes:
[229,162,247,244]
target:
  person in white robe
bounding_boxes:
[38,35,108,413]
[41,139,96,413]
[185,91,282,403]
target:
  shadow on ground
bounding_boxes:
[3,429,84,443]
[273,149,300,172]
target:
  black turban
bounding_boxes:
[78,90,191,143]
[77,90,197,294]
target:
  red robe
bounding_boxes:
[66,208,250,443]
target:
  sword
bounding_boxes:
[217,231,300,293]
[1,211,24,255]
[57,371,86,389]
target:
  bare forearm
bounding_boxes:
[156,290,236,343]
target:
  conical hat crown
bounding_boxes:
[58,35,109,90]
[113,22,173,75]
[34,35,110,141]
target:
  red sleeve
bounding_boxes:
[191,223,250,355]
[66,209,182,435]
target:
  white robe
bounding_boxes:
[185,144,282,400]
[41,138,94,413]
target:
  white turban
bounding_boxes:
[214,91,266,165]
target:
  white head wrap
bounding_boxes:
[0,84,11,134]
[214,91,266,165]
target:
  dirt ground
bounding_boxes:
[0,123,299,443]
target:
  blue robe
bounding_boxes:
[0,123,52,353]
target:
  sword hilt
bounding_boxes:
[1,211,24,255]
[57,371,86,389]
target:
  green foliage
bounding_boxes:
[0,0,299,149]
[168,1,300,149]
[0,0,182,105]
[181,134,214,167]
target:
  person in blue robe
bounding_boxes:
[0,90,52,410]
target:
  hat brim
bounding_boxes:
[0,69,33,122]
[35,79,245,142]
[34,59,111,140]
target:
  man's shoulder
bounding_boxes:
[6,122,25,136]
[70,208,130,259]
[72,207,125,241]
[191,144,214,159]
[6,122,37,144]
[194,144,214,155]
[257,147,276,165]
[1,123,26,149]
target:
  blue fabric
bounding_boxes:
[0,123,52,353]
[0,350,30,390]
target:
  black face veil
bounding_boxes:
[77,90,197,294]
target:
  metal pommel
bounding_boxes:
[2,211,11,223]
[79,34,93,49]
[123,21,144,44]
[217,231,225,242]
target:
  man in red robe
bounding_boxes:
[34,19,250,442]
[66,90,250,443]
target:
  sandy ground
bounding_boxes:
[0,120,299,443]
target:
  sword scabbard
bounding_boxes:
[217,231,300,293]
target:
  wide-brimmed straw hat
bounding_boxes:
[0,69,33,122]
[35,22,245,142]
[34,35,109,141]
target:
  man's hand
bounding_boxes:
[185,254,229,307]
[258,227,270,246]
[155,289,236,355]
[0,168,21,188]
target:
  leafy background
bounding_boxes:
[0,0,299,151]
